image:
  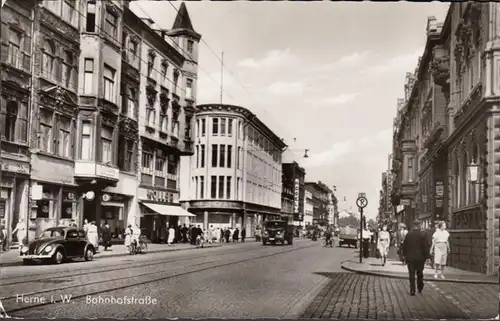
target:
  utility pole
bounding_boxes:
[220,51,224,105]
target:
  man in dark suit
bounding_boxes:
[402,220,430,296]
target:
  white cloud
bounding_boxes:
[365,47,424,74]
[237,49,297,69]
[309,51,370,72]
[307,93,360,107]
[303,128,392,168]
[266,81,306,96]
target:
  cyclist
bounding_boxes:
[324,227,333,247]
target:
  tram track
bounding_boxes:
[4,242,316,315]
[1,244,265,286]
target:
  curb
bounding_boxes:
[341,262,497,285]
[0,244,223,267]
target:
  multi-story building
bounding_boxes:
[303,190,313,226]
[125,3,199,242]
[182,104,286,234]
[378,170,394,227]
[281,161,305,224]
[391,3,500,276]
[0,0,36,247]
[304,181,331,226]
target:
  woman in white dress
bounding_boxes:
[167,226,175,245]
[377,225,391,266]
[12,218,27,246]
[431,221,450,279]
[87,221,99,252]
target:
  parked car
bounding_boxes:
[20,227,96,265]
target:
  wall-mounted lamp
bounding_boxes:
[303,149,309,158]
[468,160,479,183]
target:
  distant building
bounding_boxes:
[303,190,313,226]
[304,181,331,226]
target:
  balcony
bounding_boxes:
[74,161,120,182]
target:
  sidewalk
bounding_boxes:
[0,240,254,267]
[341,254,497,284]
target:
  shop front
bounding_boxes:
[1,160,31,247]
[139,186,195,243]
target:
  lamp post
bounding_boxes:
[356,193,368,263]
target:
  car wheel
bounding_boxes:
[53,250,64,264]
[84,248,94,261]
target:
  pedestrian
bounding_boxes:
[220,228,225,243]
[378,225,391,266]
[397,224,408,265]
[402,220,430,296]
[83,219,90,234]
[12,218,27,247]
[431,221,450,279]
[160,225,167,244]
[168,225,175,246]
[87,221,99,252]
[208,225,214,244]
[361,226,372,258]
[233,227,239,242]
[0,220,6,252]
[124,224,133,250]
[241,227,246,242]
[224,228,230,243]
[102,223,111,251]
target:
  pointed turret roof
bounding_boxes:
[168,2,201,40]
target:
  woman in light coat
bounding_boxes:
[167,226,175,245]
[87,221,99,252]
[12,218,27,247]
[377,225,391,266]
[431,221,450,279]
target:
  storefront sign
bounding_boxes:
[1,162,29,174]
[146,189,169,203]
[293,179,300,214]
[190,200,242,210]
[96,164,119,180]
[31,185,43,200]
[435,181,444,197]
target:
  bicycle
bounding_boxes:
[320,236,334,247]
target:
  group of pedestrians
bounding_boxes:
[401,220,450,295]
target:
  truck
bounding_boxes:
[338,226,359,248]
[262,220,294,245]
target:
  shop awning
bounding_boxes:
[140,203,196,217]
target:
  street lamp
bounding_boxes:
[468,160,479,183]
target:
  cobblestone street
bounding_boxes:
[302,272,497,319]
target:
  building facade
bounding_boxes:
[0,0,36,247]
[281,161,305,224]
[378,170,395,227]
[126,3,199,242]
[391,3,500,276]
[182,104,286,235]
[304,181,331,226]
[303,189,313,226]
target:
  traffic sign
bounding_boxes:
[356,196,368,209]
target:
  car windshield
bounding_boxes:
[39,229,65,239]
[265,222,285,229]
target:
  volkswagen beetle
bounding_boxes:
[20,227,96,265]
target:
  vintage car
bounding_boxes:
[20,227,96,265]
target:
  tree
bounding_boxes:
[367,218,377,229]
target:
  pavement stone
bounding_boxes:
[341,256,497,284]
[302,272,497,319]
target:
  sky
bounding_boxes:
[130,1,450,219]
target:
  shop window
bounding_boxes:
[36,186,55,219]
[61,191,76,219]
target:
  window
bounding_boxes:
[218,176,224,199]
[221,118,226,136]
[58,116,72,158]
[407,157,414,182]
[62,0,77,27]
[211,144,218,167]
[212,118,219,135]
[228,119,233,137]
[83,59,94,94]
[187,40,194,54]
[160,104,167,132]
[147,52,155,78]
[147,107,156,127]
[200,144,205,168]
[101,126,113,163]
[8,31,21,68]
[200,176,205,198]
[86,0,96,32]
[167,154,178,175]
[196,145,199,168]
[62,51,75,90]
[118,137,135,172]
[41,41,55,81]
[173,70,179,93]
[142,144,153,174]
[219,144,225,167]
[103,65,115,102]
[127,87,137,119]
[185,115,192,139]
[155,149,166,177]
[201,119,206,136]
[160,61,168,82]
[227,145,232,168]
[39,108,53,152]
[81,121,92,160]
[226,176,231,199]
[186,79,193,100]
[104,10,117,39]
[211,176,217,198]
